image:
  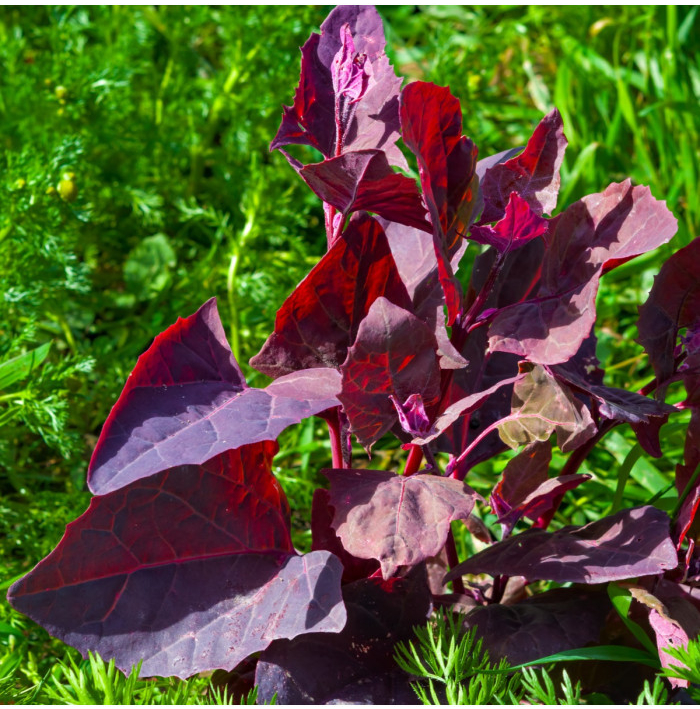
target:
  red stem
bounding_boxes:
[402,444,424,477]
[326,407,345,469]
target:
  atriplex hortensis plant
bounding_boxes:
[9,5,700,703]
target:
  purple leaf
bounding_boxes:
[489,180,678,365]
[255,567,432,704]
[311,488,379,583]
[8,446,346,679]
[475,146,525,182]
[339,297,441,450]
[88,299,340,494]
[271,6,406,168]
[445,506,678,584]
[251,213,412,378]
[299,150,429,230]
[463,586,611,666]
[400,81,479,325]
[469,192,549,254]
[637,238,700,391]
[498,363,596,453]
[325,468,476,578]
[480,109,566,223]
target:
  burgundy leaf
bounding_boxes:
[475,146,525,182]
[637,238,700,391]
[251,213,412,378]
[480,109,566,223]
[255,567,431,704]
[271,6,406,168]
[325,468,476,578]
[339,297,441,450]
[400,81,479,324]
[489,180,678,364]
[464,587,611,667]
[88,299,341,495]
[489,441,588,531]
[311,488,379,583]
[469,192,548,254]
[498,363,596,453]
[299,150,429,231]
[674,406,700,547]
[445,506,678,584]
[8,446,346,679]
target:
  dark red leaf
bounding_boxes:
[339,297,441,450]
[480,109,566,223]
[400,81,479,324]
[464,587,611,666]
[8,446,346,679]
[325,468,477,578]
[469,192,548,254]
[271,6,405,168]
[489,180,678,364]
[445,506,678,584]
[251,213,412,378]
[255,567,431,704]
[498,363,596,453]
[299,150,429,230]
[637,238,700,392]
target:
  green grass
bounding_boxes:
[1,5,698,703]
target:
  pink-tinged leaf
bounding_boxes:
[339,297,441,450]
[498,363,596,453]
[251,213,412,378]
[255,567,432,704]
[8,446,346,679]
[311,488,379,583]
[469,192,548,254]
[445,506,678,584]
[464,587,611,667]
[271,6,405,169]
[637,238,700,391]
[400,81,479,325]
[480,109,566,223]
[391,393,432,438]
[412,375,521,446]
[382,219,468,370]
[325,468,476,579]
[489,180,678,364]
[299,150,429,231]
[674,408,700,547]
[629,580,700,688]
[88,300,341,495]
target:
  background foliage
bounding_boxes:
[1,5,698,703]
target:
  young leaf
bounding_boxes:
[255,567,432,704]
[8,445,346,679]
[339,297,441,450]
[251,213,412,378]
[469,191,549,254]
[400,81,479,324]
[489,180,678,365]
[445,506,678,584]
[498,363,596,453]
[271,5,405,168]
[479,109,566,223]
[88,298,341,495]
[325,468,476,578]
